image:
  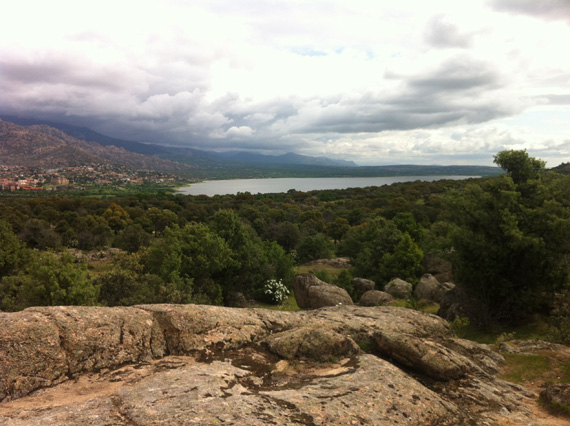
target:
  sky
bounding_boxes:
[1,0,570,166]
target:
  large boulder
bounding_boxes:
[423,252,453,283]
[540,384,570,412]
[414,273,440,301]
[359,290,394,306]
[433,281,455,304]
[437,286,468,321]
[352,277,375,300]
[384,278,413,299]
[293,274,353,309]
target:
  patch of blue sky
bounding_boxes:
[291,48,328,56]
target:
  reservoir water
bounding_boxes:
[177,176,477,196]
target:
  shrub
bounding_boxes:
[262,279,290,305]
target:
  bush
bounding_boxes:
[262,279,290,305]
[547,293,570,344]
[296,234,335,264]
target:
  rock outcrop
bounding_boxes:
[351,277,375,299]
[359,290,394,306]
[293,273,353,309]
[414,273,456,304]
[384,277,413,299]
[540,384,570,412]
[0,304,544,425]
[424,251,453,283]
[414,273,440,300]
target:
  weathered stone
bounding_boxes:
[263,354,468,426]
[0,310,68,402]
[423,252,453,283]
[352,277,375,299]
[433,281,456,304]
[264,327,360,361]
[446,338,505,375]
[359,290,394,306]
[414,273,440,301]
[293,274,353,309]
[438,286,468,321]
[498,342,519,353]
[0,304,543,425]
[510,339,569,352]
[0,354,469,426]
[540,384,570,411]
[384,278,413,299]
[26,306,161,374]
[373,331,472,380]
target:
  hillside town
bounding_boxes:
[0,163,183,192]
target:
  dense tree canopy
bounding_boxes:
[449,152,570,324]
[0,150,569,328]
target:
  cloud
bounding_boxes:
[492,0,570,23]
[424,15,475,48]
[225,126,254,138]
[0,0,569,165]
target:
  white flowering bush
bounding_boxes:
[263,279,290,305]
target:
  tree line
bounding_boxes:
[1,150,569,328]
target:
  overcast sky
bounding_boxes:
[1,0,569,165]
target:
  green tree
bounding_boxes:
[103,202,131,234]
[493,149,545,184]
[449,166,570,324]
[326,217,350,244]
[379,233,423,283]
[0,220,28,279]
[19,219,61,250]
[147,207,178,236]
[212,210,294,299]
[296,234,335,264]
[339,217,423,285]
[0,252,98,311]
[114,224,151,253]
[96,252,161,306]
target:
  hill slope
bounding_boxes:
[0,120,192,172]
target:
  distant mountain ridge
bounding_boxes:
[1,116,169,157]
[0,117,504,178]
[0,116,357,168]
[204,150,357,167]
[0,119,191,172]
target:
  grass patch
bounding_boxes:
[253,294,300,312]
[295,265,345,281]
[500,352,551,383]
[456,316,550,344]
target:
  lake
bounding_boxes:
[176,176,477,196]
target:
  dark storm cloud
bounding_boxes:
[284,57,513,135]
[0,56,128,90]
[492,0,570,23]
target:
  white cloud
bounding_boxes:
[226,126,254,138]
[0,0,569,165]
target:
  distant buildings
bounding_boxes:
[50,176,69,185]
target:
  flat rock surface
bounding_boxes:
[0,304,564,425]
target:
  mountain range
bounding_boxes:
[0,119,191,172]
[0,116,357,170]
[0,116,503,178]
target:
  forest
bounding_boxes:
[0,150,569,339]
